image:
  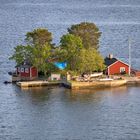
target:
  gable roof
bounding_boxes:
[16,64,32,68]
[104,57,118,67]
[104,57,130,68]
[20,65,32,68]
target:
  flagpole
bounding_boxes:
[128,38,131,76]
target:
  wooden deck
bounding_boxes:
[62,79,127,90]
[16,81,61,87]
[16,77,140,89]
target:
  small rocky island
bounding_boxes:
[9,22,140,89]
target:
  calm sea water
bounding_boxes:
[0,0,140,139]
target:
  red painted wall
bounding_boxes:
[20,68,30,77]
[16,66,38,80]
[133,71,140,77]
[31,67,38,77]
[108,61,129,75]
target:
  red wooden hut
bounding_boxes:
[131,69,140,77]
[104,54,130,75]
[16,64,38,80]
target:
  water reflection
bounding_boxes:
[13,85,129,105]
[1,84,140,139]
[21,86,51,102]
[67,86,128,103]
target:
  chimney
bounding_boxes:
[109,54,113,59]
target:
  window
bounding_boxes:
[21,68,24,73]
[25,68,29,73]
[120,67,125,73]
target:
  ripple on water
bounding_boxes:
[1,0,140,139]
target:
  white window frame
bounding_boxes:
[21,68,24,73]
[120,67,125,73]
[25,68,29,73]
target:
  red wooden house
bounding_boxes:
[16,64,38,80]
[104,54,130,75]
[131,69,140,77]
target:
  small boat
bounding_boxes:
[89,72,103,78]
[98,78,113,81]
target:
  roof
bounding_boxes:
[104,57,118,67]
[104,57,130,68]
[20,65,32,68]
[16,64,33,68]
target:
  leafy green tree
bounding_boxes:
[10,26,105,77]
[26,28,53,46]
[9,45,33,65]
[68,22,101,49]
[32,43,53,75]
[9,43,54,75]
[25,28,55,75]
[59,34,83,71]
[77,48,105,74]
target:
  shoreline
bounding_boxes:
[63,79,127,90]
[15,77,140,89]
